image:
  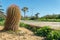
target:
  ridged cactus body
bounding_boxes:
[4,5,21,31]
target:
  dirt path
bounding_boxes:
[0,26,44,40]
[21,20,60,30]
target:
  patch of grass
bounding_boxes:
[20,22,30,28]
[0,20,5,26]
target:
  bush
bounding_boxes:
[46,31,60,40]
[30,16,36,20]
[35,26,52,37]
[31,27,37,32]
[0,18,5,21]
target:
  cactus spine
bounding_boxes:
[4,5,21,31]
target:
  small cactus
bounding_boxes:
[4,5,21,31]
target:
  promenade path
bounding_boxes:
[21,20,60,30]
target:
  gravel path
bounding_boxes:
[21,20,60,30]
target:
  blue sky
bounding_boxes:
[0,0,60,17]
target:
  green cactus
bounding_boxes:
[4,5,21,31]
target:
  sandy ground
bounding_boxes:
[0,26,44,40]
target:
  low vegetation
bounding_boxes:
[46,30,60,40]
[20,22,60,40]
[35,26,52,37]
[38,19,60,22]
[0,20,4,26]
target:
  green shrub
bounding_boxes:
[31,27,37,32]
[46,31,60,40]
[35,26,52,37]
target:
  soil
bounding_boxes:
[0,26,44,40]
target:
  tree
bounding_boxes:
[22,7,28,19]
[35,13,40,19]
[57,14,60,19]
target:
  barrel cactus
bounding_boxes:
[4,5,21,31]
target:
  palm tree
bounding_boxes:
[22,7,28,19]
